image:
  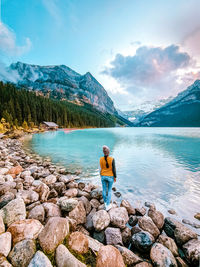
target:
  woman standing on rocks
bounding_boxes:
[100,145,116,211]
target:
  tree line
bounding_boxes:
[0,82,117,128]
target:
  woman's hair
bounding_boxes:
[104,155,109,168]
[103,145,110,168]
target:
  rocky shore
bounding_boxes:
[0,136,200,267]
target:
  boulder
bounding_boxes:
[64,188,78,198]
[7,219,43,245]
[43,202,61,218]
[0,198,26,226]
[0,192,15,209]
[0,232,12,257]
[68,232,89,254]
[157,234,178,256]
[174,224,197,246]
[96,245,125,267]
[163,217,182,238]
[105,227,123,246]
[56,244,86,267]
[150,242,177,267]
[138,216,160,238]
[148,208,164,230]
[120,200,135,215]
[59,198,78,212]
[8,239,36,267]
[128,215,138,227]
[108,207,129,229]
[79,196,91,215]
[121,227,132,247]
[131,231,155,252]
[85,208,96,231]
[28,205,45,223]
[90,199,100,209]
[16,190,39,204]
[28,251,53,267]
[182,239,200,266]
[116,245,143,266]
[69,201,86,225]
[92,210,110,231]
[38,217,69,253]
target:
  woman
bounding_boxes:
[99,145,116,211]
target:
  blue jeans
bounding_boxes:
[101,175,114,206]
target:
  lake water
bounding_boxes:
[29,127,200,231]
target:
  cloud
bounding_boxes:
[101,44,200,110]
[42,0,62,26]
[0,22,31,56]
[182,27,200,60]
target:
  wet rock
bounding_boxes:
[28,250,53,267]
[194,213,200,220]
[105,227,123,246]
[120,200,135,215]
[131,226,142,235]
[182,239,200,266]
[93,210,110,231]
[93,230,105,244]
[135,207,146,216]
[174,224,198,246]
[90,198,100,209]
[85,208,96,231]
[0,232,12,257]
[68,231,89,254]
[87,235,103,253]
[7,219,43,245]
[144,202,155,210]
[8,239,36,267]
[16,190,39,204]
[69,201,86,225]
[168,209,177,215]
[157,234,179,256]
[131,231,155,252]
[0,198,26,226]
[64,188,78,198]
[96,245,125,267]
[138,216,160,238]
[43,202,61,218]
[79,196,91,215]
[122,227,132,247]
[38,217,69,253]
[129,215,138,227]
[148,208,164,230]
[116,245,143,266]
[163,217,182,238]
[59,198,78,212]
[56,244,86,267]
[28,204,45,223]
[108,207,129,229]
[150,242,177,267]
[114,191,121,198]
[0,216,5,234]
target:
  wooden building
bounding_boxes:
[42,121,58,130]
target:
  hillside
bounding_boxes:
[137,80,200,127]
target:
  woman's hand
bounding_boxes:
[114,177,116,183]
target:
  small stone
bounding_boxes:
[116,245,143,266]
[168,209,176,215]
[69,201,86,225]
[0,232,12,257]
[38,217,69,253]
[68,231,89,254]
[194,213,200,220]
[28,251,53,267]
[48,188,58,198]
[105,227,123,246]
[138,216,160,238]
[129,215,138,227]
[7,165,23,177]
[93,210,110,231]
[96,245,125,267]
[56,244,86,267]
[7,219,43,245]
[131,231,155,252]
[109,207,129,229]
[66,217,77,232]
[114,191,121,198]
[8,239,36,267]
[35,183,50,202]
[150,242,177,267]
[120,200,135,215]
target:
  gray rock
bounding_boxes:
[0,192,15,209]
[28,205,45,222]
[163,217,182,238]
[16,190,39,204]
[68,201,86,225]
[105,227,123,246]
[90,189,102,199]
[85,208,96,231]
[92,210,110,231]
[0,232,12,257]
[108,207,129,229]
[93,230,105,244]
[8,239,36,267]
[28,251,53,267]
[150,242,177,267]
[0,198,26,226]
[59,198,78,212]
[131,231,155,252]
[56,244,86,267]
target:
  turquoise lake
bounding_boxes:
[29,127,200,231]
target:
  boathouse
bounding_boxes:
[42,121,58,130]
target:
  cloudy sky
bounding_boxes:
[1,0,200,110]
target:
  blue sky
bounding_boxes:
[1,0,200,110]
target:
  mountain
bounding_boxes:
[137,80,200,127]
[9,62,117,114]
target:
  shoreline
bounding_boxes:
[0,136,200,266]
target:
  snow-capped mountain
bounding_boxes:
[137,80,200,126]
[8,62,117,114]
